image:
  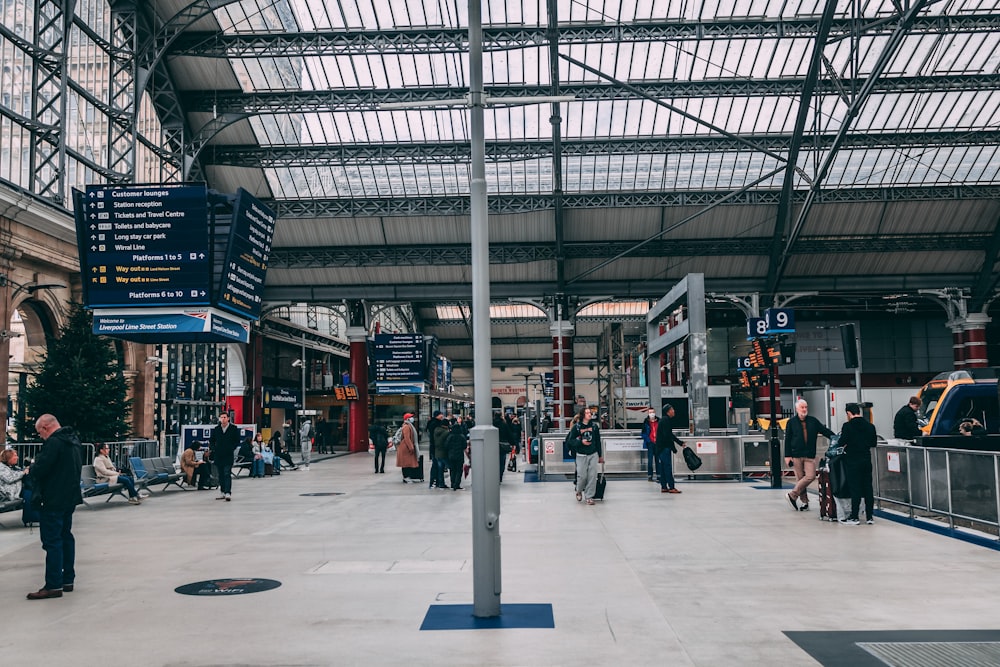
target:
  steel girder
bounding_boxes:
[29,0,73,204]
[766,0,839,305]
[107,0,137,181]
[768,0,935,295]
[266,185,1000,218]
[262,274,979,304]
[166,14,1000,58]
[202,130,1000,168]
[178,74,1000,114]
[267,233,987,269]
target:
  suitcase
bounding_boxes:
[817,467,837,521]
[402,455,424,481]
[592,467,607,501]
[264,463,274,477]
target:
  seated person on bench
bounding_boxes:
[181,441,212,489]
[0,448,28,501]
[93,443,143,504]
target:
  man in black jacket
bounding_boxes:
[892,396,922,440]
[784,399,835,511]
[209,413,241,501]
[26,414,84,600]
[654,404,688,494]
[840,402,877,524]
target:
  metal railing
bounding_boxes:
[875,443,1000,538]
[8,441,96,465]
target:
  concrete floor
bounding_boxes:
[2,452,998,667]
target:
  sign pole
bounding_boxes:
[768,362,782,489]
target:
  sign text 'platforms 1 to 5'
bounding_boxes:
[76,184,211,308]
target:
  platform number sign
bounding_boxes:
[764,308,795,334]
[746,317,767,340]
[736,356,752,370]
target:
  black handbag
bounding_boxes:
[682,447,703,471]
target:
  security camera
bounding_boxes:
[292,359,303,368]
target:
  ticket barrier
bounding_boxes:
[538,430,647,478]
[539,431,775,481]
[676,436,743,480]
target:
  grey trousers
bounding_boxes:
[575,452,600,499]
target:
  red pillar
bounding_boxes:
[551,319,575,430]
[951,325,965,369]
[347,326,370,453]
[963,313,991,368]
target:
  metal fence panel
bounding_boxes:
[875,447,910,504]
[948,450,998,524]
[907,447,929,510]
[928,449,950,514]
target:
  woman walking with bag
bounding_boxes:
[566,408,603,505]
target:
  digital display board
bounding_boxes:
[216,188,276,320]
[371,333,425,382]
[333,385,360,401]
[76,184,211,308]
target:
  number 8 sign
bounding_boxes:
[764,308,795,334]
[746,317,767,340]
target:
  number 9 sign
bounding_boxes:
[764,308,795,334]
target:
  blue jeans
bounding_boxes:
[431,457,447,488]
[658,449,676,490]
[251,459,264,477]
[117,474,139,498]
[646,444,658,479]
[39,508,76,590]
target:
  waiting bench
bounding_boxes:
[129,456,187,493]
[80,465,129,505]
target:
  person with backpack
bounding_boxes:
[395,414,421,482]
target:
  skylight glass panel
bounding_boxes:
[578,301,651,318]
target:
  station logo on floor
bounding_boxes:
[175,578,281,596]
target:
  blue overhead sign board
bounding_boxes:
[75,184,211,308]
[764,308,795,334]
[746,317,767,340]
[92,308,250,344]
[216,189,276,321]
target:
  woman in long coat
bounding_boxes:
[395,414,419,478]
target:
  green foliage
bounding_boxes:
[20,302,131,442]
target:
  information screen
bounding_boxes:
[371,333,425,382]
[216,189,276,320]
[76,184,210,308]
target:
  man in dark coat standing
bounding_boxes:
[892,396,922,440]
[840,402,877,525]
[654,404,687,494]
[26,414,83,600]
[784,398,835,511]
[210,412,241,501]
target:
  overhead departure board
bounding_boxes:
[216,189,275,320]
[371,333,425,382]
[76,184,211,308]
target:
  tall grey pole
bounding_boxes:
[468,0,502,618]
[300,341,307,453]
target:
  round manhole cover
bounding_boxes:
[175,578,281,596]
[299,492,344,496]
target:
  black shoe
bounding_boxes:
[27,588,63,600]
[62,584,74,592]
